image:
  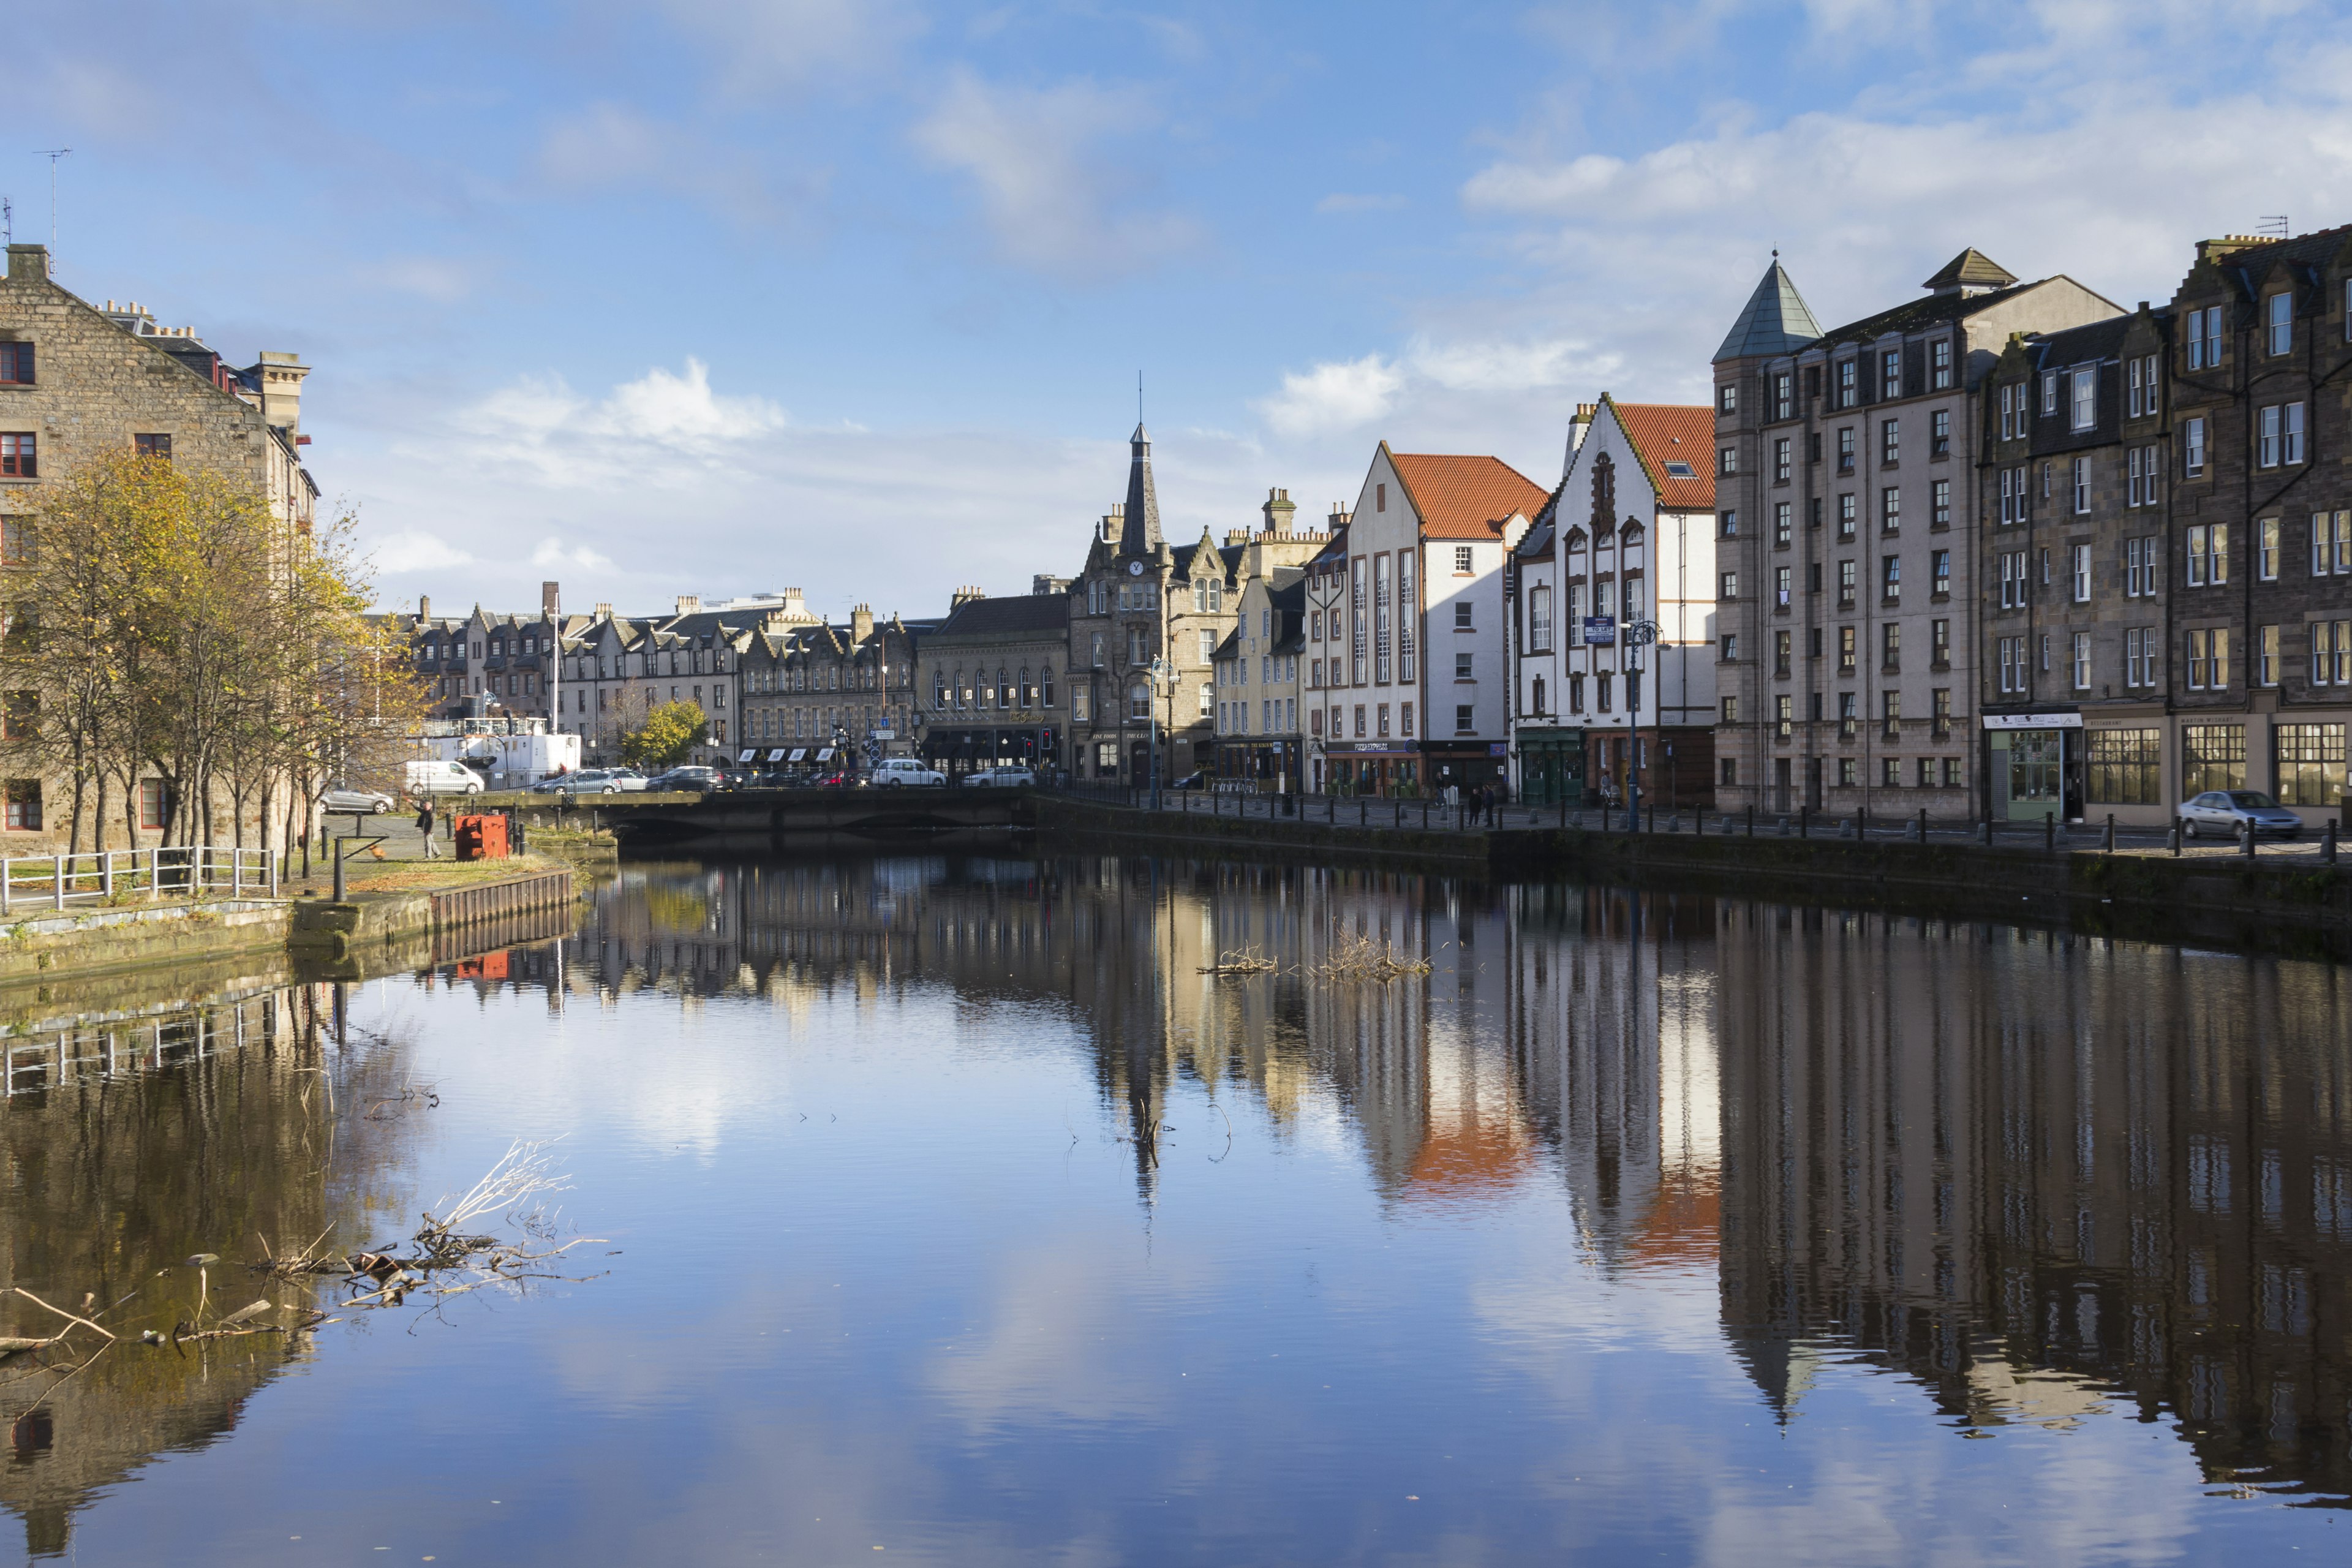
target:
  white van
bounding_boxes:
[405,759,485,796]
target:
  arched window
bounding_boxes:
[933,672,947,710]
[1129,680,1151,719]
[1621,524,1645,571]
[952,669,967,709]
[1193,581,1207,612]
[1019,666,1035,707]
[1041,664,1056,708]
[997,667,1012,707]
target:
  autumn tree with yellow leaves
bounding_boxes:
[0,451,423,857]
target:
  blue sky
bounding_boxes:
[20,1,2352,618]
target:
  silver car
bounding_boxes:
[538,768,628,795]
[2177,790,2303,840]
[321,787,394,814]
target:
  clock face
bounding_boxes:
[1127,560,1144,577]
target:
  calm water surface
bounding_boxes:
[4,854,2349,1566]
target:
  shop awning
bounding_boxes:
[788,748,807,762]
[767,748,789,762]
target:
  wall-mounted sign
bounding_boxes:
[1981,713,2082,729]
[1583,616,1616,646]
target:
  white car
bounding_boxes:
[971,766,1038,788]
[321,787,394,814]
[872,758,946,788]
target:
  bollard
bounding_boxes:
[2045,812,2055,853]
[1360,799,1368,827]
[1559,796,1567,829]
[2241,818,2256,858]
[2103,814,2114,854]
[333,833,347,903]
[2169,821,2180,856]
[1855,806,1866,842]
[1600,804,1610,833]
[1747,805,1755,838]
[1915,807,1927,845]
[1395,802,1403,830]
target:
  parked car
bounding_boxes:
[970,765,1036,788]
[2177,790,2304,839]
[405,759,485,796]
[644,766,724,793]
[535,768,629,795]
[321,787,394,815]
[813,770,859,789]
[1169,772,1207,792]
[871,758,946,788]
[609,768,652,792]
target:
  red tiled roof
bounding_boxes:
[1608,402,1716,511]
[1386,450,1548,541]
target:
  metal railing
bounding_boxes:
[0,845,275,915]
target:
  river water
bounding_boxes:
[2,853,2348,1565]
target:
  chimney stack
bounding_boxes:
[675,594,701,616]
[951,585,987,608]
[541,580,560,620]
[594,601,613,620]
[417,594,431,621]
[1327,503,1351,532]
[851,603,875,643]
[1262,486,1295,536]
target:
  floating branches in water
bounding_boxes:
[1306,933,1432,982]
[1197,948,1279,976]
[337,1138,603,1312]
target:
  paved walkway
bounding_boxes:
[1104,790,2350,865]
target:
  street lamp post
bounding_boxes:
[1146,656,1175,811]
[1624,618,1658,831]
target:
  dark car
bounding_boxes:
[813,771,858,789]
[1170,772,1208,791]
[643,766,725,793]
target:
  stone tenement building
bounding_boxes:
[1977,308,2174,822]
[404,586,564,723]
[0,243,318,846]
[736,606,925,771]
[1711,249,2120,818]
[2144,227,2352,820]
[913,588,1071,776]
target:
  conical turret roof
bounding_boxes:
[1120,423,1163,555]
[1714,261,1823,362]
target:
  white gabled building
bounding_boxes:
[1510,396,1719,808]
[1310,443,1546,797]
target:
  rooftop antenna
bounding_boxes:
[34,148,69,252]
[2260,215,2289,238]
[1137,369,1144,427]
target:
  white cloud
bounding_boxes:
[532,537,619,573]
[352,255,481,303]
[910,69,1199,280]
[537,101,674,186]
[371,530,475,573]
[654,0,921,94]
[1254,354,1404,439]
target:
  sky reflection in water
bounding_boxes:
[7,854,2350,1566]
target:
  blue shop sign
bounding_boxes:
[1583,616,1616,646]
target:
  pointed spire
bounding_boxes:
[1714,260,1823,363]
[1120,422,1163,555]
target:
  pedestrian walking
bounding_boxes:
[417,797,439,859]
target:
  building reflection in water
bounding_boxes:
[0,981,420,1559]
[1719,908,2351,1503]
[574,853,2351,1504]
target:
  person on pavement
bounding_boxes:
[417,797,439,858]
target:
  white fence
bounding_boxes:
[0,845,276,915]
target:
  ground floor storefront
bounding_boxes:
[1510,725,1715,809]
[1215,740,1305,791]
[920,725,1060,778]
[1981,705,2352,827]
[1319,745,1422,797]
[1072,728,1207,784]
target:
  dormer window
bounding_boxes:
[1929,339,1953,390]
[2269,292,2293,355]
[1836,360,1857,407]
[2071,368,2096,432]
[1881,349,1901,399]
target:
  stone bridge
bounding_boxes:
[505,786,1038,846]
